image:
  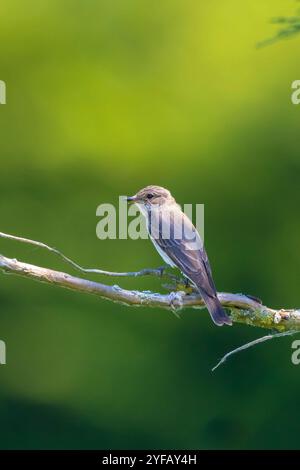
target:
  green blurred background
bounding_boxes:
[0,0,300,450]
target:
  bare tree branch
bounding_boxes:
[0,230,300,333]
[212,330,299,372]
[0,231,170,279]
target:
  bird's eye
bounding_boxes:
[147,193,154,199]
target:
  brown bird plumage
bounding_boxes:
[127,186,232,326]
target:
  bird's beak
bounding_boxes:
[126,195,138,204]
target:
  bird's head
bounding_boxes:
[127,186,174,207]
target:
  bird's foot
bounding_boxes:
[177,277,196,295]
[168,291,185,317]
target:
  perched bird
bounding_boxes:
[127,185,231,326]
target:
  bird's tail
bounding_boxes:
[201,292,232,326]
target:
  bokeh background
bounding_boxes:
[0,0,299,450]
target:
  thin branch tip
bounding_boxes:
[212,330,299,372]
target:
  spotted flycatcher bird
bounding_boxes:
[127,186,231,326]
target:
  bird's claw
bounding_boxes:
[168,291,185,313]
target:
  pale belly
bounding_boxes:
[150,236,177,268]
[136,202,176,268]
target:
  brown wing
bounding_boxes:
[149,206,217,299]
